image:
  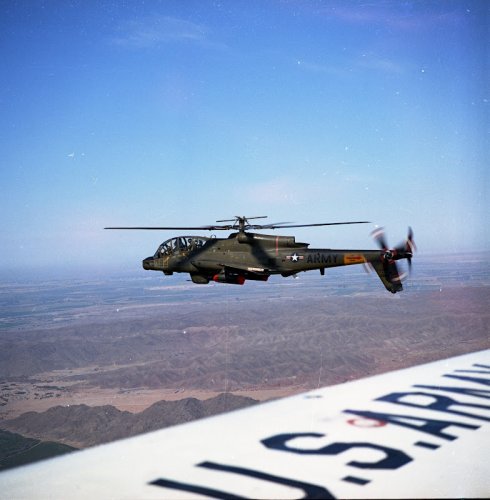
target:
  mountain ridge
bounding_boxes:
[0,393,260,448]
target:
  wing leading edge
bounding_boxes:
[1,350,488,499]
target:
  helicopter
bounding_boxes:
[105,216,415,293]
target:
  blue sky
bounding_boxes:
[0,0,488,276]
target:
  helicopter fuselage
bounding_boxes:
[106,216,413,294]
[141,231,406,292]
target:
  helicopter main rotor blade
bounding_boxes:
[105,220,371,231]
[263,221,371,229]
[104,226,225,231]
[251,221,292,229]
[216,216,268,223]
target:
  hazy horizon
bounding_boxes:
[1,248,488,284]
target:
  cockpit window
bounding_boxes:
[154,236,208,257]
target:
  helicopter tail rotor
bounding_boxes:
[371,227,389,253]
[393,226,416,274]
[403,227,416,272]
[371,227,415,268]
[370,227,416,293]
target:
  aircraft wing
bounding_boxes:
[1,350,488,498]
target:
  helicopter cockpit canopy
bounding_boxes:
[154,236,210,257]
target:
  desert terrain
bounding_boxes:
[0,252,488,460]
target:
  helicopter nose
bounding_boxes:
[142,257,154,270]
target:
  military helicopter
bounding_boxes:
[105,216,415,293]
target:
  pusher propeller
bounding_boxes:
[371,226,416,279]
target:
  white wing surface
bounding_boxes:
[1,350,488,499]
